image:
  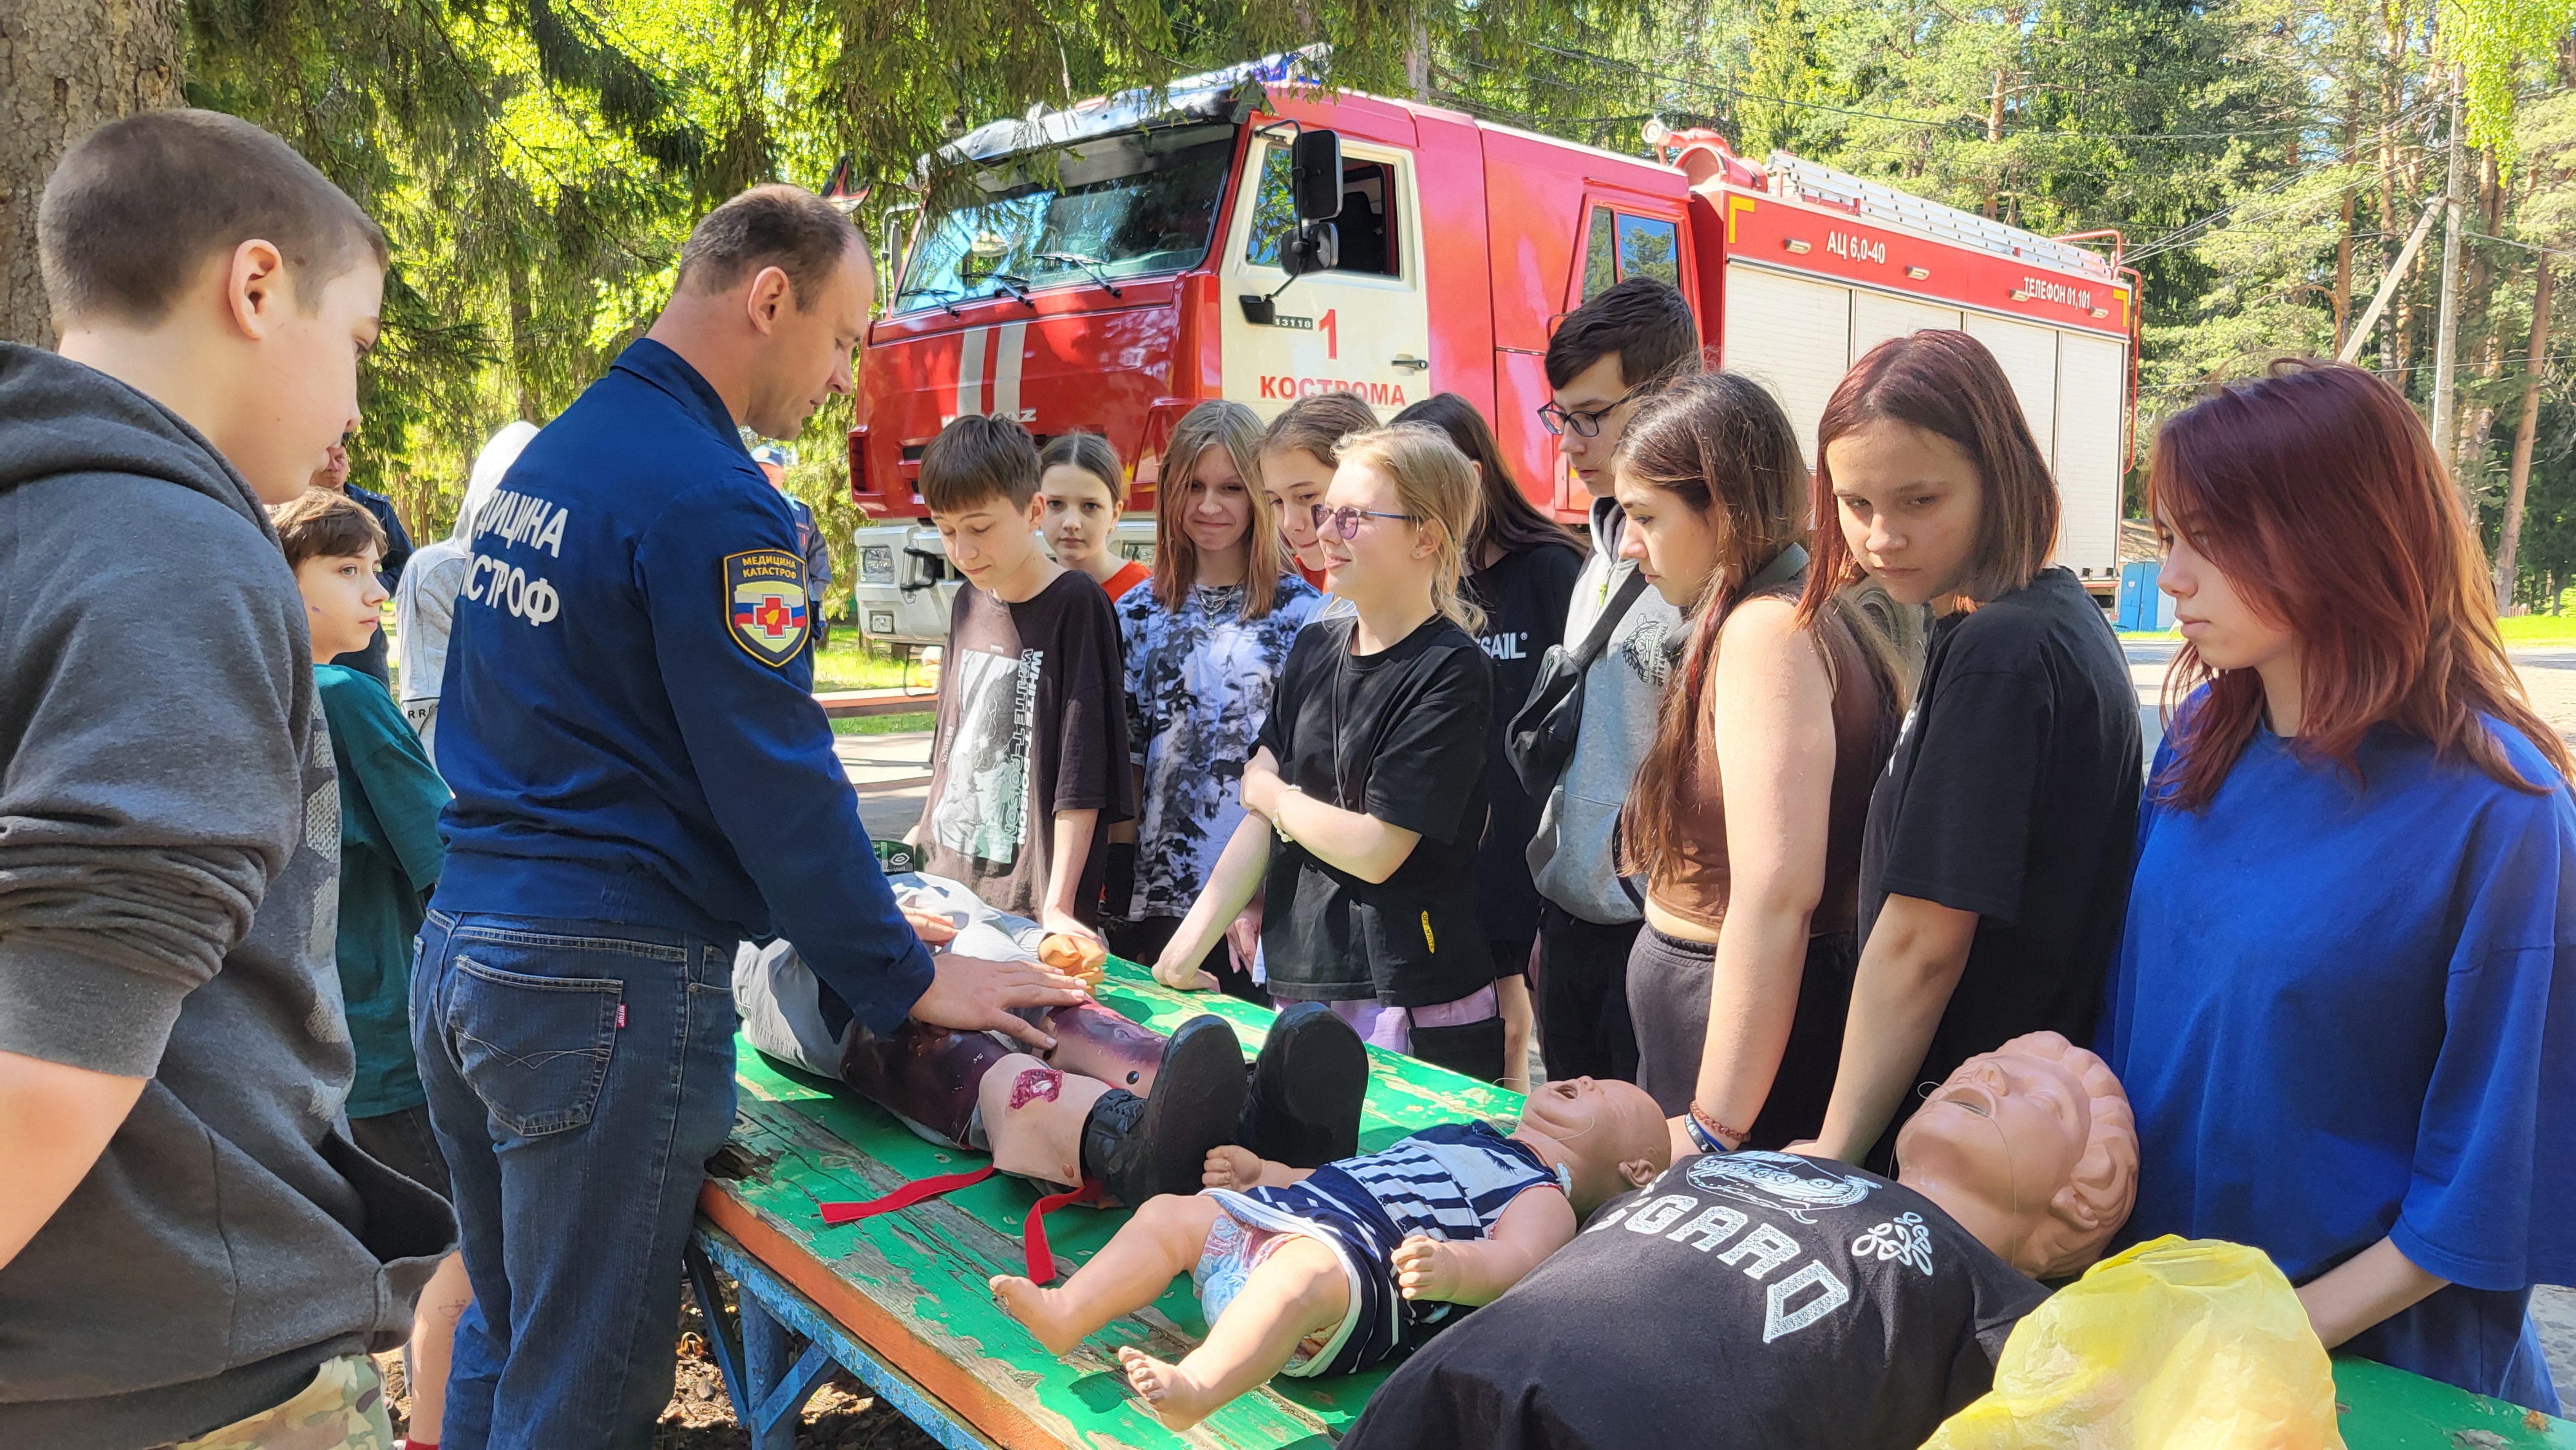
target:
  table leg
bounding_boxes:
[685,1238,833,1450]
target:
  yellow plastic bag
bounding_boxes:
[1922,1236,2344,1450]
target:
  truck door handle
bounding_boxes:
[1392,355,1430,371]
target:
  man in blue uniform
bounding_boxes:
[417,184,1088,1450]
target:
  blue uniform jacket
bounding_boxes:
[433,339,933,1032]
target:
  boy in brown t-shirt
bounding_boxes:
[906,415,1134,933]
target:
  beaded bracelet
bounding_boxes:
[1688,1100,1747,1154]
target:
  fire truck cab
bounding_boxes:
[848,52,2136,645]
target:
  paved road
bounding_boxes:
[837,730,933,843]
[2126,640,2576,753]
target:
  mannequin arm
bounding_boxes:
[1805,894,1978,1163]
[1151,813,1273,990]
[2297,1238,2448,1349]
[1389,1187,1578,1306]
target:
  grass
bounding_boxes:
[2497,614,2576,645]
[810,634,931,693]
[830,711,935,735]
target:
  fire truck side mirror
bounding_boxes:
[1289,129,1343,223]
[1281,221,1339,279]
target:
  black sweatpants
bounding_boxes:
[1533,899,1640,1084]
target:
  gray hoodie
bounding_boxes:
[0,344,453,1447]
[1524,494,1683,924]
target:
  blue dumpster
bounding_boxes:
[2118,560,2176,632]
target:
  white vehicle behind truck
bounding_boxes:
[848,518,1160,650]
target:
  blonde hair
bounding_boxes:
[1151,400,1285,619]
[1334,424,1484,635]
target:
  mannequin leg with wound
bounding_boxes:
[847,1014,1250,1207]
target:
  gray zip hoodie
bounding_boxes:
[0,344,453,1447]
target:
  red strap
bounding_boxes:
[817,1165,997,1225]
[1019,1179,1104,1283]
[817,1169,1104,1283]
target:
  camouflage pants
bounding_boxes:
[167,1355,392,1450]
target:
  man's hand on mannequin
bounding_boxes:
[0,1049,146,1272]
[909,956,1089,1051]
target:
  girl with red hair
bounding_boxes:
[2103,361,2576,1411]
[1796,331,2143,1172]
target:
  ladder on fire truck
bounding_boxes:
[1765,152,2119,281]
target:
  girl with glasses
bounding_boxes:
[1392,392,1584,1091]
[1151,425,1508,1080]
[1611,373,1907,1158]
[2103,361,2576,1410]
[1110,401,1323,1001]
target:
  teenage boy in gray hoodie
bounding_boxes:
[0,111,453,1448]
[1523,278,1701,1086]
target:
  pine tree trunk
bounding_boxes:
[2496,259,2554,607]
[0,0,182,345]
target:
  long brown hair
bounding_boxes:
[1620,373,1906,875]
[1796,330,2058,626]
[1391,391,1582,559]
[2150,359,2570,809]
[1150,400,1283,619]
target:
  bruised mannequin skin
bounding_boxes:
[1886,1030,2138,1278]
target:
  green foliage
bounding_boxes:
[164,0,2576,570]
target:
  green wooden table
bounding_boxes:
[688,958,2575,1449]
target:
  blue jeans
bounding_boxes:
[412,910,738,1450]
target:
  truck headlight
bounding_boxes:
[860,545,895,583]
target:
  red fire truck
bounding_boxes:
[848,53,2136,644]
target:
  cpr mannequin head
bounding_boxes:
[1514,1077,1671,1217]
[1893,1031,2136,1279]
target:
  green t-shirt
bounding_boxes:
[314,664,449,1117]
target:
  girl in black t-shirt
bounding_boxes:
[1392,393,1583,1090]
[1795,330,2141,1172]
[1151,424,1505,1081]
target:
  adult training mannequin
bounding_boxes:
[739,880,1368,1207]
[1340,1031,2139,1450]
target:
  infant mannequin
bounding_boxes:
[1340,1032,2139,1450]
[990,1077,1671,1431]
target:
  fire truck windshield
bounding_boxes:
[895,122,1236,314]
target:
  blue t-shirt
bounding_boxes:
[434,339,933,1033]
[2102,703,2576,1410]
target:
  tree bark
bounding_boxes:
[2496,258,2553,608]
[2335,112,2357,352]
[0,0,182,346]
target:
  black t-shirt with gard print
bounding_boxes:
[1341,1151,2049,1450]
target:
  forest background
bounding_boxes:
[9,0,2576,613]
